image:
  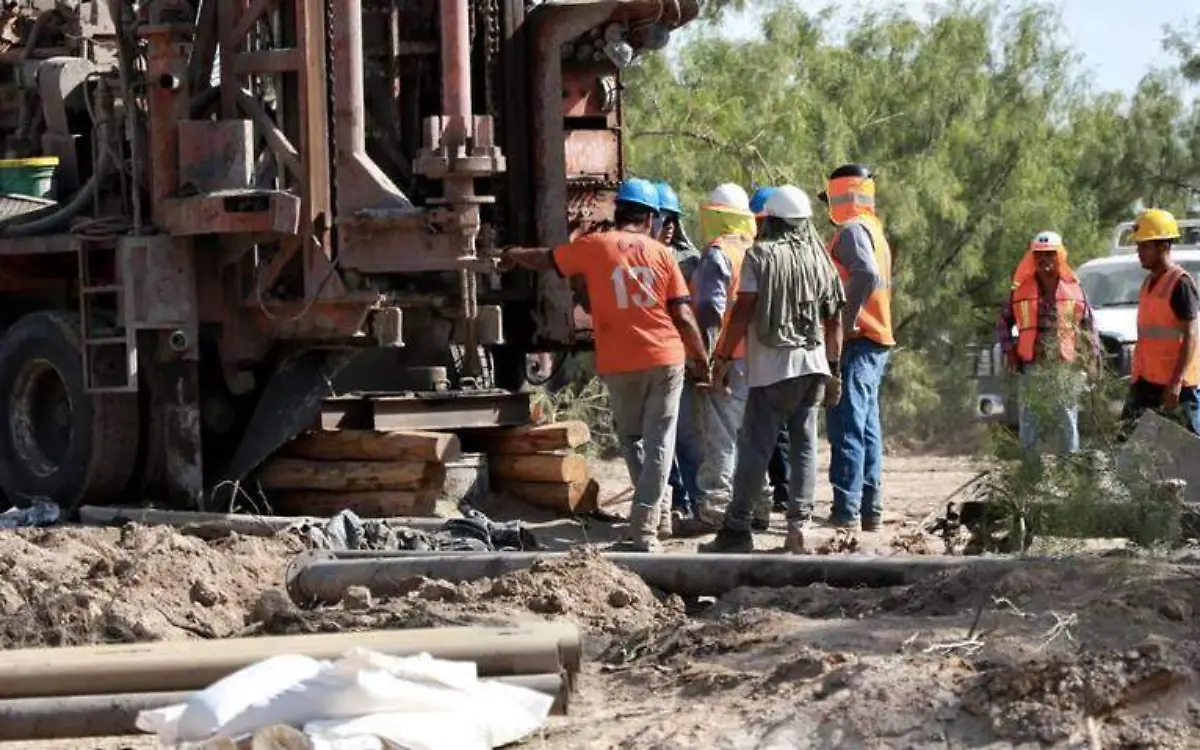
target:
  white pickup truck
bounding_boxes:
[974,219,1200,428]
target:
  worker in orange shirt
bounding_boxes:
[1121,208,1200,435]
[503,177,710,551]
[997,231,1101,456]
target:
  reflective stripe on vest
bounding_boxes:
[827,215,895,347]
[1010,278,1085,364]
[1132,264,1200,387]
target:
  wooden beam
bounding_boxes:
[258,459,445,492]
[469,421,590,455]
[489,454,589,484]
[285,430,461,463]
[271,490,438,518]
[496,478,600,514]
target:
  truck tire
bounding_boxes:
[0,311,140,514]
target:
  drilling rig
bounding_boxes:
[0,0,698,514]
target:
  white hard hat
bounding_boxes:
[708,183,751,212]
[1029,230,1064,252]
[764,185,813,220]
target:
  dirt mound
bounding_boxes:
[964,639,1200,745]
[0,525,297,648]
[264,548,683,637]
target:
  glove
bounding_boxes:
[824,374,843,409]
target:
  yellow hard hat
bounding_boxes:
[1131,208,1181,243]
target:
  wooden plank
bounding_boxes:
[496,478,600,514]
[285,429,461,463]
[258,459,445,492]
[489,454,589,484]
[271,490,438,518]
[471,421,591,455]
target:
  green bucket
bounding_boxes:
[0,157,59,199]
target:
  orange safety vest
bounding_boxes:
[690,234,750,359]
[828,215,895,347]
[1010,277,1085,364]
[1132,264,1200,388]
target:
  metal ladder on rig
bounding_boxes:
[77,239,137,393]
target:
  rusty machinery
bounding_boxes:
[0,0,697,513]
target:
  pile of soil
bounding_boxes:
[265,547,684,638]
[0,525,297,648]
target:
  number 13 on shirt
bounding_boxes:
[610,265,657,309]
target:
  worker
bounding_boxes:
[699,185,845,554]
[751,186,791,514]
[656,180,703,516]
[996,231,1102,455]
[820,164,893,533]
[683,183,770,534]
[1122,208,1200,435]
[502,177,710,551]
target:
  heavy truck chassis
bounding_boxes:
[0,0,697,513]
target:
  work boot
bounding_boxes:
[698,528,754,554]
[785,518,810,554]
[618,503,662,552]
[861,516,882,533]
[658,502,674,540]
[751,517,770,532]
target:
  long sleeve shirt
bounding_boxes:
[830,223,880,334]
[996,283,1103,370]
[692,242,733,347]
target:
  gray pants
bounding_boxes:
[604,364,685,526]
[723,374,824,533]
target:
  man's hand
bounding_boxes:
[1165,379,1183,409]
[687,357,712,387]
[824,374,843,409]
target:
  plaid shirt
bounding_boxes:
[996,284,1102,368]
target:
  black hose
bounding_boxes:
[0,176,100,237]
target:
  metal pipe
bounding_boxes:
[440,0,473,162]
[0,624,581,699]
[0,673,568,741]
[284,550,1063,604]
[77,505,454,536]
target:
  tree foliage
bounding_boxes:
[625,1,1200,439]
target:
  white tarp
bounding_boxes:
[136,648,554,750]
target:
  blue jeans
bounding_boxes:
[1018,367,1081,456]
[768,427,790,505]
[723,375,823,532]
[828,339,891,524]
[668,383,703,513]
[695,359,751,524]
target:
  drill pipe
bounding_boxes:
[0,673,567,741]
[284,551,1037,605]
[0,625,580,700]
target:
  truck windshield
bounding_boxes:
[1078,259,1200,307]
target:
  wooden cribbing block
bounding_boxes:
[496,478,600,514]
[258,459,446,493]
[285,430,461,463]
[489,453,589,484]
[473,421,590,455]
[271,490,439,518]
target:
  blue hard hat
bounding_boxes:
[750,186,777,216]
[616,177,660,213]
[656,181,681,215]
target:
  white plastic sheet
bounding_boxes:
[136,648,554,750]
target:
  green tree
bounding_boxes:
[626,0,1200,441]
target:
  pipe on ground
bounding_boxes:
[0,673,567,741]
[0,625,580,700]
[77,505,453,536]
[284,550,1047,605]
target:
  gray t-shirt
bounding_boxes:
[739,261,829,389]
[833,222,881,334]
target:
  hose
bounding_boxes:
[0,174,101,237]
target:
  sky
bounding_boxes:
[722,0,1197,95]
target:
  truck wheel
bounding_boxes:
[0,311,140,514]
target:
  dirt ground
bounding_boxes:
[2,454,1199,748]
